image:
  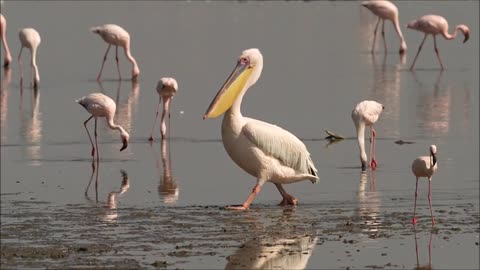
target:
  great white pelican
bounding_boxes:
[203,48,319,210]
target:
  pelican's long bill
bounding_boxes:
[203,60,253,119]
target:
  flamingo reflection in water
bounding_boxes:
[150,138,179,204]
[413,228,434,270]
[85,165,130,222]
[225,210,317,270]
[19,83,42,166]
[354,171,382,237]
[1,68,12,141]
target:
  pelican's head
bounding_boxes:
[157,77,178,97]
[203,48,263,119]
[429,144,437,166]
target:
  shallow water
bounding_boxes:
[1,1,479,269]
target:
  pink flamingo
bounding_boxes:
[1,14,12,67]
[361,0,407,54]
[407,15,470,70]
[90,24,140,81]
[352,100,384,171]
[149,77,178,141]
[18,28,41,88]
[411,145,438,226]
[76,93,129,161]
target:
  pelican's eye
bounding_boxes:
[240,57,248,64]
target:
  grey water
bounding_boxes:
[1,1,478,269]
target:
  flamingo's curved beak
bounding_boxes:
[120,137,128,151]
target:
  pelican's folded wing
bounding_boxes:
[242,118,317,176]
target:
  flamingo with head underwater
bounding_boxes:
[0,14,12,67]
[352,100,384,172]
[18,27,41,88]
[203,48,319,210]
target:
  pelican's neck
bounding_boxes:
[355,120,368,170]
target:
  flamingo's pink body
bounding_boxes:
[149,77,178,141]
[18,28,41,88]
[90,24,140,81]
[361,0,407,54]
[411,145,438,226]
[407,14,470,70]
[76,93,129,161]
[352,100,384,171]
[0,14,12,67]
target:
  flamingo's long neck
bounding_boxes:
[107,116,127,137]
[441,25,462,40]
[355,120,368,170]
[124,43,139,74]
[31,47,40,83]
[1,32,11,60]
[393,17,407,49]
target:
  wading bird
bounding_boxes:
[0,14,12,67]
[90,24,140,81]
[149,77,178,141]
[411,145,438,226]
[203,48,319,210]
[361,0,407,54]
[18,28,41,88]
[407,14,470,70]
[352,100,384,171]
[76,93,129,161]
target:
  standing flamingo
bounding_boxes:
[1,14,12,67]
[76,93,129,161]
[90,24,140,81]
[407,15,470,70]
[411,145,438,226]
[149,77,178,141]
[203,48,319,210]
[361,0,407,54]
[352,100,384,171]
[18,28,41,88]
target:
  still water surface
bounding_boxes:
[1,1,478,269]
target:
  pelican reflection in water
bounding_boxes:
[203,48,319,210]
[225,210,317,269]
[150,138,179,204]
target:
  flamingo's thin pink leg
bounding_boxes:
[381,19,387,52]
[160,97,171,139]
[115,46,122,81]
[428,178,435,226]
[94,117,99,162]
[412,177,419,224]
[371,127,377,170]
[97,44,111,81]
[371,17,381,53]
[83,115,95,157]
[410,34,428,70]
[149,96,162,142]
[433,35,445,70]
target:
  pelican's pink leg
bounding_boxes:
[148,96,162,142]
[371,17,381,53]
[18,47,24,85]
[275,183,298,206]
[97,44,111,81]
[381,19,387,52]
[433,36,445,70]
[428,178,435,226]
[115,46,122,81]
[412,177,419,224]
[410,34,428,70]
[160,97,171,139]
[83,115,95,157]
[226,184,261,210]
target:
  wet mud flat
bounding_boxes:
[1,194,479,269]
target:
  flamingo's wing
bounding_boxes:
[242,118,318,176]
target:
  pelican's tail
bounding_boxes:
[307,157,319,184]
